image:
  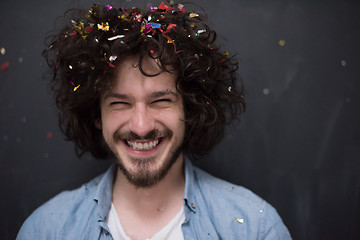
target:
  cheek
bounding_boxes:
[101,111,127,135]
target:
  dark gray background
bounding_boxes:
[1,0,359,239]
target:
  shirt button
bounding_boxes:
[191,203,196,209]
[104,230,109,235]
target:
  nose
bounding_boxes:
[128,104,155,137]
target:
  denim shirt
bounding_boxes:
[17,159,291,240]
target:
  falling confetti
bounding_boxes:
[341,60,346,66]
[262,88,270,95]
[0,47,5,55]
[46,131,53,139]
[1,61,10,71]
[18,57,24,63]
[21,117,27,123]
[278,40,286,47]
[236,218,244,223]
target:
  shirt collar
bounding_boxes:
[183,157,197,213]
[94,163,116,221]
[93,157,198,220]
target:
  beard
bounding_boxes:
[104,128,184,188]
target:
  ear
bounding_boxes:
[95,119,102,130]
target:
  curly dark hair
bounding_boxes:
[43,2,246,160]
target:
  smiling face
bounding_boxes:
[98,57,185,188]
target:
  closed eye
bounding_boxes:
[152,99,171,104]
[110,101,130,105]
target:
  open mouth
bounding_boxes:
[125,138,162,151]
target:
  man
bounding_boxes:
[17,2,291,239]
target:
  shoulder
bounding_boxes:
[192,166,291,239]
[16,173,104,239]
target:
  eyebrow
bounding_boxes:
[103,93,129,101]
[150,89,178,99]
[103,90,178,101]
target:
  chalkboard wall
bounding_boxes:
[1,0,359,239]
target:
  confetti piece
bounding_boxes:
[18,57,24,63]
[279,40,286,46]
[1,61,10,71]
[228,86,232,92]
[263,88,270,95]
[74,85,80,91]
[0,47,5,55]
[189,13,199,18]
[165,24,177,33]
[109,55,117,62]
[151,22,161,29]
[46,131,53,139]
[109,62,116,68]
[108,35,125,41]
[236,218,244,223]
[341,60,346,66]
[223,51,229,57]
[197,29,206,34]
[97,22,110,31]
[69,65,73,69]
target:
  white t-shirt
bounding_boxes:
[106,203,185,240]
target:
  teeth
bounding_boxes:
[126,139,159,150]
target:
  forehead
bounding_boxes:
[112,56,177,91]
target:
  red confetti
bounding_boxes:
[165,24,177,33]
[85,27,94,32]
[1,61,9,71]
[109,62,116,68]
[158,2,174,11]
[46,131,53,139]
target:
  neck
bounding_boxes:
[112,156,185,212]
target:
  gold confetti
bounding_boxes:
[0,47,5,55]
[223,51,229,57]
[189,13,199,18]
[97,22,110,31]
[73,85,80,91]
[279,40,286,47]
[236,218,244,223]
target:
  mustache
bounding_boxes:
[115,128,173,141]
